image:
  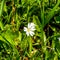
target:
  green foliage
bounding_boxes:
[0,0,60,60]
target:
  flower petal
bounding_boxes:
[31,23,35,27]
[30,27,36,31]
[28,23,35,28]
[28,23,31,28]
[29,31,35,36]
[26,32,30,36]
[24,27,27,32]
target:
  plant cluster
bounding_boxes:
[0,0,60,60]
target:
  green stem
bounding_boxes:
[28,36,32,54]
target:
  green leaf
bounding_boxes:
[33,15,41,32]
[1,31,15,46]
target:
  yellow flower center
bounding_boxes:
[27,28,30,32]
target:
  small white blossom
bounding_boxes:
[24,23,36,36]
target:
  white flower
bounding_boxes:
[24,23,36,36]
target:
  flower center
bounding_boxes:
[27,28,30,32]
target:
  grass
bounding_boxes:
[0,0,60,60]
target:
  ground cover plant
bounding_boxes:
[0,0,60,60]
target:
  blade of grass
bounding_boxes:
[0,21,4,30]
[41,0,45,28]
[0,0,5,30]
[0,0,5,18]
[44,0,60,27]
[0,32,20,59]
[0,35,8,44]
